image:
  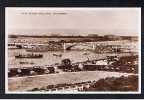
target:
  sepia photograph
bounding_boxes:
[5,8,141,93]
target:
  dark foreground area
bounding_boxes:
[82,75,138,91]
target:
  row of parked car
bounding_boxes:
[8,55,138,77]
[8,66,55,77]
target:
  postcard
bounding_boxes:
[5,7,141,94]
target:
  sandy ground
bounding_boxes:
[8,71,137,92]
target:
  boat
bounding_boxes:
[8,44,22,49]
[26,43,63,52]
[83,52,89,55]
[19,61,34,64]
[53,54,62,57]
[15,53,43,58]
[26,47,49,52]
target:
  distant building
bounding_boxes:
[88,34,99,37]
[50,34,61,36]
[104,35,122,40]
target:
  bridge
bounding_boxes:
[8,40,135,51]
[63,42,96,50]
[63,40,134,50]
[8,42,96,50]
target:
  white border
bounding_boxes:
[5,7,141,94]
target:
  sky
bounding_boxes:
[6,8,141,36]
